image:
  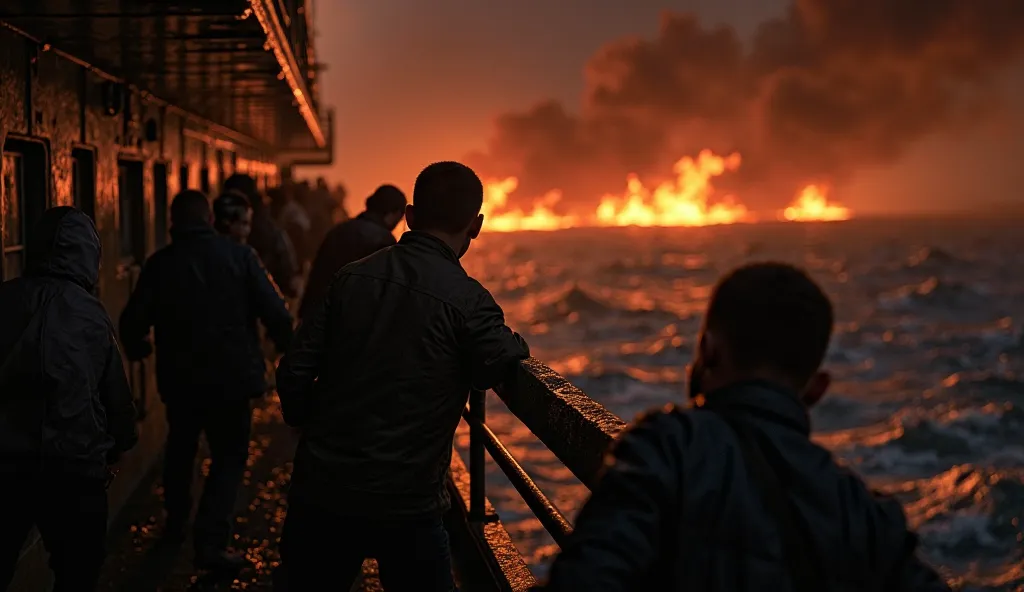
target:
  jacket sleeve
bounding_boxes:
[876,495,953,591]
[118,258,156,361]
[276,281,330,428]
[99,329,139,462]
[541,412,683,592]
[245,247,294,354]
[463,286,530,390]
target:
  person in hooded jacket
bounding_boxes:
[297,184,407,321]
[0,206,138,591]
[119,190,293,572]
[538,262,950,592]
[223,174,301,299]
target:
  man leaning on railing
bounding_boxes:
[537,262,951,592]
[274,161,529,592]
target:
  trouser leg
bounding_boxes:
[193,398,252,553]
[0,482,34,591]
[34,475,108,592]
[163,403,203,529]
[274,499,364,592]
[375,515,456,592]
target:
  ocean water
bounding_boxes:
[456,218,1024,590]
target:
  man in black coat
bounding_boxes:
[539,262,951,592]
[119,191,293,571]
[0,207,138,590]
[223,173,301,299]
[275,162,529,592]
[297,184,407,321]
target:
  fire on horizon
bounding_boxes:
[479,149,852,232]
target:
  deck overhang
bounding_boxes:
[0,0,330,163]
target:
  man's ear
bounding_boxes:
[698,330,718,369]
[404,204,416,229]
[468,213,483,239]
[801,371,831,408]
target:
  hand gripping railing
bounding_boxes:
[461,358,628,549]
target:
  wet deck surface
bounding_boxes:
[97,395,382,591]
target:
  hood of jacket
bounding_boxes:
[24,206,101,291]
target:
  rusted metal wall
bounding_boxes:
[0,24,279,588]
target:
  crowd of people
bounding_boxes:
[0,161,952,592]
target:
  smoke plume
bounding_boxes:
[467,0,1024,213]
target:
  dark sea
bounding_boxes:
[456,218,1024,590]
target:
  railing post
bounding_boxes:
[469,388,486,521]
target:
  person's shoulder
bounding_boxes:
[612,404,699,462]
[51,281,113,333]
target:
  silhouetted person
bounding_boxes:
[223,173,301,298]
[0,207,137,591]
[275,162,529,592]
[269,185,311,266]
[538,262,951,592]
[297,184,408,321]
[119,191,293,572]
[213,190,253,244]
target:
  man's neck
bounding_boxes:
[416,229,463,257]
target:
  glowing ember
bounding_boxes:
[781,185,852,222]
[595,150,747,227]
[480,150,853,232]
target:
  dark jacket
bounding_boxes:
[278,231,529,517]
[297,211,396,320]
[119,225,294,402]
[542,382,951,592]
[250,207,300,298]
[0,207,138,479]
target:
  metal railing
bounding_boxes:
[460,358,628,560]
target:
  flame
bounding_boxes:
[480,150,853,232]
[595,150,747,227]
[480,177,576,231]
[781,185,851,222]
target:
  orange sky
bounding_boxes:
[298,0,1024,217]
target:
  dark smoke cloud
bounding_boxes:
[467,0,1024,213]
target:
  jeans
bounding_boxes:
[275,499,456,592]
[0,472,108,592]
[163,397,252,552]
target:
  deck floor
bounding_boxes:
[96,395,381,591]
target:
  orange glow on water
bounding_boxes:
[781,185,852,222]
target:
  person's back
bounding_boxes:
[276,161,529,592]
[540,263,950,592]
[297,184,407,320]
[120,192,292,400]
[0,207,137,590]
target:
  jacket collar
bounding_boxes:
[170,224,217,242]
[398,231,460,265]
[695,380,812,436]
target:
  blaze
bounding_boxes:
[480,177,576,231]
[595,150,748,227]
[479,150,853,232]
[781,185,852,222]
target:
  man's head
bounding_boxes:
[365,184,408,231]
[170,190,212,229]
[223,173,264,209]
[689,262,834,407]
[406,161,484,258]
[213,190,254,244]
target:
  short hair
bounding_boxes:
[365,184,407,215]
[213,190,252,231]
[223,173,258,199]
[411,161,483,233]
[170,190,211,228]
[704,262,834,385]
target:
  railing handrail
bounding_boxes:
[463,357,629,560]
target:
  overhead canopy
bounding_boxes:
[0,0,328,155]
